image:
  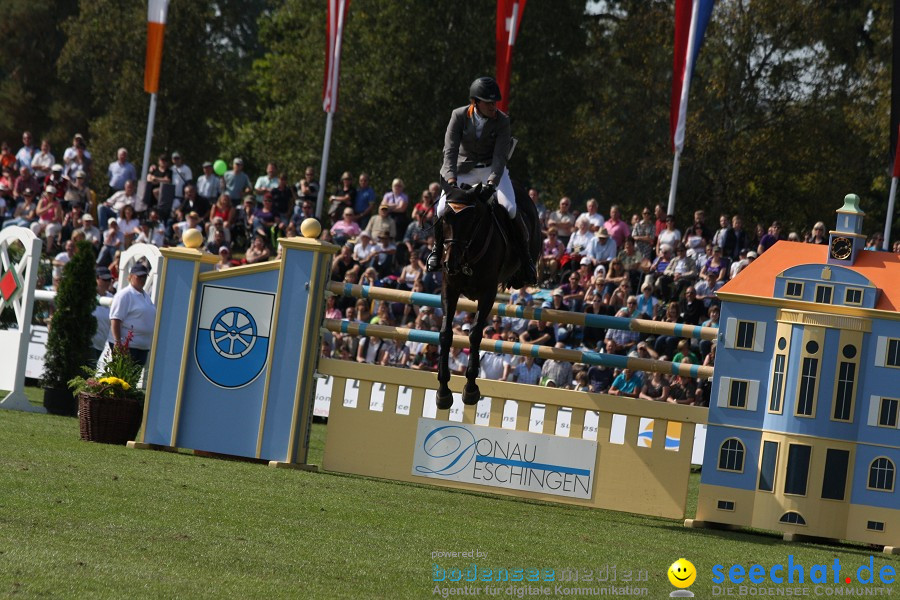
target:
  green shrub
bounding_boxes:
[42,240,98,389]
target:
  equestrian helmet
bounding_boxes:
[469,77,502,103]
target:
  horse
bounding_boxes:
[434,181,541,409]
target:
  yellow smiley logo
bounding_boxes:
[668,558,696,588]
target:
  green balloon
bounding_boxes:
[213,159,227,176]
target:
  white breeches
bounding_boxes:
[436,167,516,219]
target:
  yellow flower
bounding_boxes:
[98,376,130,390]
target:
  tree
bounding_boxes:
[55,0,265,176]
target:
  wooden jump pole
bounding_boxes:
[324,319,714,380]
[327,282,718,342]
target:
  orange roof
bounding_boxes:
[718,241,900,312]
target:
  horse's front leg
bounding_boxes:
[436,289,459,410]
[462,291,495,405]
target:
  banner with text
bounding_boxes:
[412,419,597,500]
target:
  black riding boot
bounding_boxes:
[512,213,538,285]
[426,219,443,272]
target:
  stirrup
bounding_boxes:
[426,250,441,272]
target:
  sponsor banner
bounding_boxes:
[412,419,597,500]
[313,376,707,462]
[24,325,48,379]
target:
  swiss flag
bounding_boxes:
[496,0,527,113]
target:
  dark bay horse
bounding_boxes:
[435,181,540,409]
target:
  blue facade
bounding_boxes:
[699,202,899,544]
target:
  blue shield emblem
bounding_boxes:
[195,285,275,388]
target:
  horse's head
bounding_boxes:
[440,183,491,276]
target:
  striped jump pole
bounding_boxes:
[328,281,717,342]
[324,319,714,380]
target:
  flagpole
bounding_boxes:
[667,150,681,216]
[139,93,158,199]
[668,0,701,217]
[885,176,897,250]
[316,112,334,220]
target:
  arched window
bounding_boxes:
[718,438,745,472]
[779,512,806,525]
[868,458,896,491]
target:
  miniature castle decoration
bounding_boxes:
[691,195,899,551]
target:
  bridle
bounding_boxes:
[442,199,494,276]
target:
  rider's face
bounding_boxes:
[476,100,497,118]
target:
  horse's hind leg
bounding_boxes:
[462,290,494,405]
[437,289,459,410]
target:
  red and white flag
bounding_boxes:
[496,0,526,113]
[323,0,350,114]
[144,0,170,94]
[670,0,715,153]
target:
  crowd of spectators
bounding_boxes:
[4,130,898,405]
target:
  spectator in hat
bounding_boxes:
[3,188,38,229]
[44,164,68,202]
[64,170,91,211]
[588,227,617,266]
[63,133,92,165]
[224,158,252,203]
[89,266,115,366]
[169,151,192,202]
[215,246,233,271]
[364,202,398,240]
[196,161,223,209]
[372,230,397,278]
[74,213,101,251]
[109,261,156,366]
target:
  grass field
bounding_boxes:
[2,389,897,599]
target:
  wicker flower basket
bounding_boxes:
[78,393,143,445]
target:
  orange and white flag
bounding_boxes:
[144,0,170,94]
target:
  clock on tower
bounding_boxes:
[826,194,866,266]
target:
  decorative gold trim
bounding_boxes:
[139,256,169,443]
[286,251,326,463]
[776,308,871,332]
[821,267,832,281]
[277,236,340,255]
[170,260,201,447]
[160,247,219,264]
[199,260,280,282]
[717,292,899,321]
[255,256,289,458]
[715,422,900,451]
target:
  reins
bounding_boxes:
[443,201,495,276]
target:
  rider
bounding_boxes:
[427,76,537,284]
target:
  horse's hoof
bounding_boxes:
[462,385,481,405]
[436,391,453,410]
